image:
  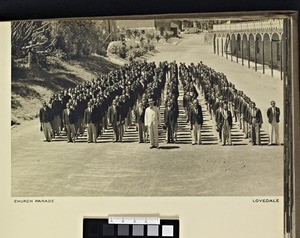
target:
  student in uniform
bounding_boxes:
[135,102,146,143]
[144,98,160,149]
[39,101,53,142]
[108,99,120,142]
[84,102,98,143]
[249,102,263,145]
[188,99,203,145]
[62,103,77,143]
[267,101,280,145]
[164,101,176,144]
[217,101,233,146]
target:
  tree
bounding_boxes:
[139,36,145,45]
[155,33,161,43]
[115,27,126,42]
[12,21,56,68]
[51,20,103,57]
[12,20,111,67]
[145,32,154,43]
[163,31,173,42]
[132,29,140,39]
[125,29,133,39]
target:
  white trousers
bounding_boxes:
[222,122,232,145]
[42,122,52,141]
[269,120,279,144]
[191,122,201,144]
[149,124,159,147]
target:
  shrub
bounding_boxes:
[116,44,127,59]
[110,44,119,54]
[163,31,173,42]
[126,51,136,61]
[142,43,155,52]
[155,34,161,42]
[145,32,154,43]
[148,43,155,51]
[139,36,145,45]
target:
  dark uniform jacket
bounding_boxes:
[135,106,146,124]
[189,104,203,127]
[244,107,251,123]
[241,101,249,119]
[62,108,77,125]
[76,99,87,119]
[108,105,119,124]
[39,106,52,123]
[62,94,71,108]
[164,106,177,127]
[118,99,129,121]
[216,109,233,127]
[267,107,280,123]
[249,108,263,125]
[51,100,63,116]
[84,107,98,124]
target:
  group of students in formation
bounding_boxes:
[179,62,280,146]
[39,60,281,148]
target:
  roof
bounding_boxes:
[116,20,155,29]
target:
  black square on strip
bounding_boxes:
[83,219,101,238]
[103,224,115,236]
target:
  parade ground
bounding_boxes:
[11,34,284,197]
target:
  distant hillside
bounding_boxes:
[11,55,120,125]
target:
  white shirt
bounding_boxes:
[144,106,160,127]
[223,109,228,118]
[139,107,143,114]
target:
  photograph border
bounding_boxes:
[2,10,299,238]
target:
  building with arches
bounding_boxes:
[212,19,284,79]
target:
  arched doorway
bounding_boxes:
[213,34,217,54]
[241,33,248,66]
[230,34,237,62]
[270,32,281,77]
[255,33,263,72]
[248,33,255,68]
[263,33,271,74]
[224,33,231,59]
[221,33,226,57]
[236,34,242,63]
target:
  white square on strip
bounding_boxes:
[147,225,159,236]
[162,225,174,237]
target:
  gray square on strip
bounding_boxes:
[162,225,174,237]
[118,225,129,236]
[147,225,159,236]
[133,225,144,236]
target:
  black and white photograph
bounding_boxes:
[11,16,287,197]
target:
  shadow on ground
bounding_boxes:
[69,55,119,75]
[159,145,180,149]
[11,55,120,125]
